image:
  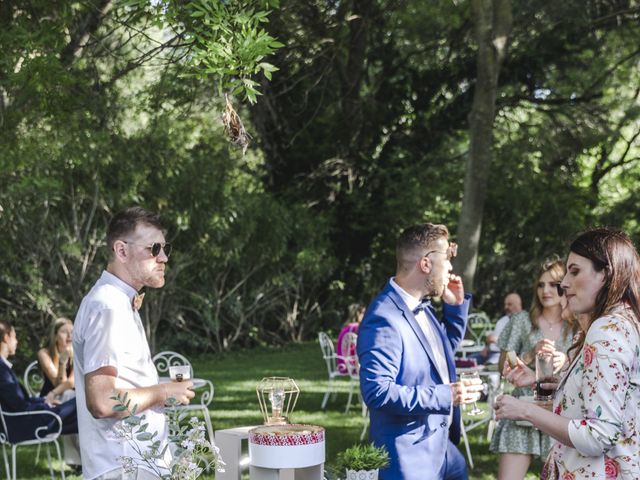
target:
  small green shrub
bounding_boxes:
[336,443,390,471]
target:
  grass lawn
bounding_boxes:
[11,341,544,479]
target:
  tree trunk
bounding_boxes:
[454,0,512,292]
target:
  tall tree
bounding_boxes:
[455,0,512,291]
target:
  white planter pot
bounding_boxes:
[345,469,379,480]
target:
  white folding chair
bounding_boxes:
[460,416,474,469]
[152,351,215,447]
[0,405,66,480]
[23,361,44,397]
[341,332,361,413]
[318,332,357,410]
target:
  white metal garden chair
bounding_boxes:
[23,361,44,397]
[0,404,65,480]
[152,351,215,446]
[318,332,359,411]
[467,312,494,345]
[340,332,362,413]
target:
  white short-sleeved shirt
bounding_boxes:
[73,270,169,480]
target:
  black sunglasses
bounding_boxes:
[124,241,172,258]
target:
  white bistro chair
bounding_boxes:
[467,312,494,346]
[340,332,362,413]
[152,351,215,446]
[23,361,45,398]
[0,404,66,480]
[318,332,359,411]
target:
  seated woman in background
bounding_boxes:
[336,303,366,374]
[37,317,74,398]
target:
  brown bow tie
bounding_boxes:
[132,292,145,311]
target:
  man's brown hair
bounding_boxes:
[396,223,449,273]
[106,207,164,257]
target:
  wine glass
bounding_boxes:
[460,371,484,416]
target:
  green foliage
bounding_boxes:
[1,0,640,351]
[110,392,224,478]
[247,0,640,317]
[157,0,283,103]
[336,443,390,472]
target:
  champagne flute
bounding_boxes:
[460,371,484,416]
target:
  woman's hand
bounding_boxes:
[535,338,556,354]
[494,394,529,421]
[45,391,61,407]
[59,345,72,365]
[503,357,535,388]
[552,350,567,373]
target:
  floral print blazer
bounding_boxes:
[544,305,640,479]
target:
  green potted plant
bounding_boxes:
[336,443,390,480]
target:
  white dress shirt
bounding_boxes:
[73,270,169,480]
[390,278,450,384]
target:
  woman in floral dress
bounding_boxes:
[490,257,575,479]
[495,228,640,479]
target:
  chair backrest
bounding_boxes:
[0,404,9,445]
[23,360,44,397]
[467,312,493,345]
[318,332,338,375]
[152,351,194,379]
[341,332,359,378]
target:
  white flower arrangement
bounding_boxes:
[111,392,225,479]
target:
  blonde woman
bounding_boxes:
[490,258,575,479]
[37,317,74,398]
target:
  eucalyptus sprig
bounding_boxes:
[110,392,225,479]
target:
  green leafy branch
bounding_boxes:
[110,391,224,479]
[111,391,169,478]
[159,0,283,103]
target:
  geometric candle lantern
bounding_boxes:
[256,377,300,425]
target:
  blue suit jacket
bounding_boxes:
[0,359,77,443]
[357,281,470,480]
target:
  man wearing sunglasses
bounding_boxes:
[73,207,194,480]
[357,223,483,480]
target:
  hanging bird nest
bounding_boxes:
[222,94,251,155]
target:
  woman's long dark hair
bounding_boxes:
[567,228,640,358]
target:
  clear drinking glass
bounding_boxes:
[168,365,191,382]
[535,352,555,401]
[460,371,484,416]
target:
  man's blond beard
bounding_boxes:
[424,273,442,298]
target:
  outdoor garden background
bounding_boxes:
[1,0,639,478]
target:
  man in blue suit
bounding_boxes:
[358,223,483,480]
[0,320,78,444]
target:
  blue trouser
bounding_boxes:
[438,440,468,480]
